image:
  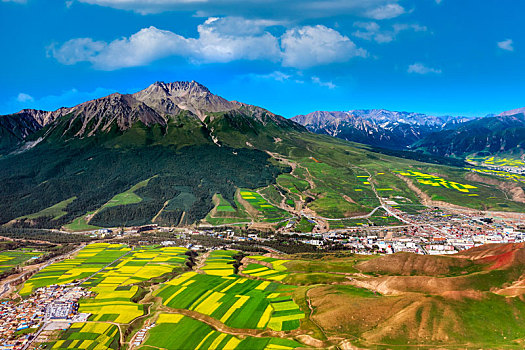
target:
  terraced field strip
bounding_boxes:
[205,193,251,226]
[79,246,188,324]
[240,189,289,223]
[0,250,42,272]
[242,256,290,282]
[200,250,238,277]
[51,322,120,349]
[20,243,131,296]
[154,271,304,332]
[141,313,303,350]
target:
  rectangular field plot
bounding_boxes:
[154,272,304,331]
[242,256,290,282]
[142,314,303,350]
[201,250,238,277]
[20,243,131,296]
[205,193,251,226]
[79,246,188,324]
[52,322,119,349]
[0,250,42,272]
[240,189,289,223]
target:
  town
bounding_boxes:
[0,285,91,350]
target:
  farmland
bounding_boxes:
[20,243,131,296]
[0,250,42,272]
[467,167,525,184]
[204,193,251,226]
[242,256,290,282]
[200,250,238,276]
[79,246,188,324]
[467,155,525,168]
[239,190,289,223]
[12,241,525,350]
[395,170,478,193]
[142,313,302,350]
[154,271,304,331]
[52,322,119,349]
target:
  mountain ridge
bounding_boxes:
[291,109,471,149]
[0,80,302,152]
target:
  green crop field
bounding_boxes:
[101,177,153,209]
[0,250,42,272]
[141,313,303,350]
[204,193,251,226]
[51,322,119,349]
[200,249,238,276]
[155,270,304,331]
[80,246,188,323]
[20,243,131,295]
[240,190,289,223]
[65,178,154,231]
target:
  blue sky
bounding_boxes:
[0,0,523,118]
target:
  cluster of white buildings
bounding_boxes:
[0,285,91,350]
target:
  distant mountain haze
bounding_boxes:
[291,109,471,149]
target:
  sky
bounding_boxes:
[0,0,523,118]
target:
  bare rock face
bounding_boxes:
[1,80,303,144]
[68,93,166,136]
[133,81,240,121]
[14,107,72,128]
[499,107,525,117]
[291,109,466,149]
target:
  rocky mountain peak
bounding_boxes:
[133,80,239,121]
[499,107,525,117]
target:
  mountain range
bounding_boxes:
[0,81,301,153]
[292,108,525,157]
[0,81,523,230]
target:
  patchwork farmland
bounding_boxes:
[17,244,311,349]
[0,250,42,273]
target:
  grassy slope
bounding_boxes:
[18,196,77,220]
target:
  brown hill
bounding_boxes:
[356,251,483,276]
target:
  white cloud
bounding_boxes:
[365,4,405,20]
[281,25,367,69]
[1,0,27,3]
[77,0,405,20]
[353,22,427,43]
[50,38,107,65]
[254,71,292,82]
[51,18,281,70]
[497,39,514,52]
[311,76,336,89]
[51,18,366,70]
[16,93,34,103]
[407,62,441,75]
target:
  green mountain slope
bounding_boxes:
[1,81,523,230]
[414,113,525,158]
